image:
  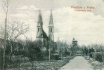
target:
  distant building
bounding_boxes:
[72,38,77,47]
[71,38,78,55]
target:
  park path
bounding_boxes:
[60,56,93,70]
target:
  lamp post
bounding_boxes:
[48,40,51,65]
[88,46,90,60]
[49,46,51,63]
[61,47,63,60]
[94,47,96,61]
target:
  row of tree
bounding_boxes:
[57,40,70,58]
[81,44,104,62]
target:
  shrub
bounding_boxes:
[95,53,103,62]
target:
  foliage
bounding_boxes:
[0,48,3,69]
[28,40,42,61]
[82,44,104,62]
[95,53,103,62]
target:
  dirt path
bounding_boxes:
[60,56,93,70]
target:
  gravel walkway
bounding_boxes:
[60,56,93,70]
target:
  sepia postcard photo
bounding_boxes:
[0,0,104,70]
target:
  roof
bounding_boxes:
[72,38,77,42]
[42,29,49,39]
[37,11,43,26]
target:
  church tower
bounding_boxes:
[49,11,54,41]
[36,11,43,39]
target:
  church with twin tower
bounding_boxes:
[36,10,55,51]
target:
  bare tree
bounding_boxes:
[1,0,28,69]
[7,18,29,45]
[2,0,10,69]
[0,18,29,65]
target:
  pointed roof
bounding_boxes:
[42,29,49,39]
[37,10,43,26]
[72,38,77,42]
[36,29,48,39]
[49,11,53,25]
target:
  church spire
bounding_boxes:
[36,10,43,38]
[37,10,43,27]
[49,10,53,25]
[49,11,54,41]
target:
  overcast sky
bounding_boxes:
[0,0,104,46]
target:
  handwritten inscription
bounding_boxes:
[71,6,95,12]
